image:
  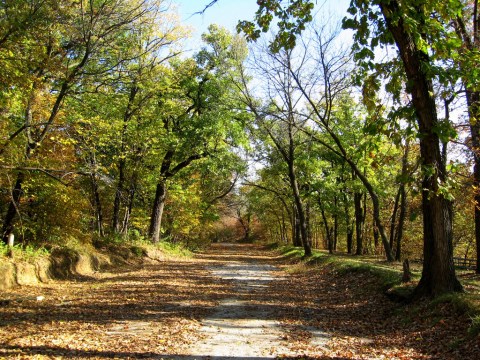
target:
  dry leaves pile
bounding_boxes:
[1,244,479,359]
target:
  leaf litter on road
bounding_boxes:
[1,244,479,359]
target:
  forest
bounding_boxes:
[1,0,479,301]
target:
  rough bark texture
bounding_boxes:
[380,0,462,296]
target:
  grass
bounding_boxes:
[277,244,406,289]
[0,242,50,261]
[93,233,193,259]
[153,240,193,258]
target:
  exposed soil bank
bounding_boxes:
[0,245,166,291]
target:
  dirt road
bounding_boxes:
[1,243,478,359]
[0,244,326,359]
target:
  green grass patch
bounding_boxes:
[280,245,305,259]
[0,242,50,261]
[277,246,416,291]
[154,240,193,258]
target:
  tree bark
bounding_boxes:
[390,187,401,249]
[466,86,480,274]
[395,139,410,261]
[354,191,364,255]
[380,0,462,296]
[333,194,338,251]
[395,183,407,261]
[1,173,25,243]
[148,180,167,244]
[319,200,333,253]
[342,185,354,254]
[90,172,104,238]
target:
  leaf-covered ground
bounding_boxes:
[1,244,479,359]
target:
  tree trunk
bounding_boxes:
[467,90,480,274]
[88,152,104,237]
[149,180,167,244]
[289,173,311,256]
[319,201,333,253]
[281,211,287,243]
[112,157,126,232]
[395,183,407,261]
[390,187,401,249]
[333,195,338,251]
[343,190,353,254]
[395,139,410,261]
[292,208,301,246]
[90,171,105,237]
[453,4,480,274]
[354,191,364,255]
[306,200,312,248]
[1,172,25,243]
[373,219,379,251]
[121,184,136,235]
[347,227,353,254]
[1,95,35,243]
[112,85,138,233]
[381,0,462,296]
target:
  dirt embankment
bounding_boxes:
[0,245,165,291]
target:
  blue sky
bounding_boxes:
[173,0,351,50]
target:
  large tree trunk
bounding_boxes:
[453,1,480,274]
[381,0,462,296]
[149,180,167,244]
[466,90,480,273]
